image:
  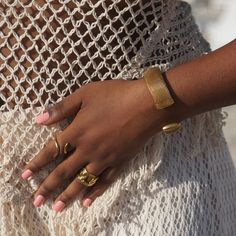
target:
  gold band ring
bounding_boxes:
[76,167,99,187]
[52,134,60,159]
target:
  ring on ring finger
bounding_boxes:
[76,167,99,187]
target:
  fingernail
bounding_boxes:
[33,195,45,207]
[21,169,33,180]
[52,201,66,212]
[35,112,49,124]
[83,198,92,208]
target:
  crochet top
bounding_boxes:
[1,1,234,235]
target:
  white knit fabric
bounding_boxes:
[0,0,236,235]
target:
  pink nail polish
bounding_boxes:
[33,195,45,207]
[83,198,92,208]
[35,112,49,124]
[52,201,65,212]
[21,169,33,180]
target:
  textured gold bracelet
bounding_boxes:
[143,67,181,134]
[143,67,174,109]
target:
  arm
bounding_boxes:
[21,39,236,212]
[162,39,236,126]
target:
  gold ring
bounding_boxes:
[63,142,74,155]
[52,134,60,159]
[76,167,99,187]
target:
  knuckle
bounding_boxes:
[95,143,109,158]
[54,100,64,116]
[88,186,107,200]
[104,170,118,184]
[95,187,106,197]
[28,160,40,172]
[53,166,68,180]
[81,130,100,146]
[80,83,90,91]
[40,183,53,195]
[103,154,117,166]
[77,85,85,94]
[74,87,85,102]
[60,191,73,203]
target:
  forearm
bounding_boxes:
[163,39,236,123]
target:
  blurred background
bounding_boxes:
[186,0,236,165]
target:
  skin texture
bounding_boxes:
[165,39,236,119]
[22,78,169,211]
[21,39,236,212]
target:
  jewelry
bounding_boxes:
[51,134,60,159]
[63,142,74,155]
[162,123,181,134]
[143,67,174,109]
[76,167,99,187]
[143,67,181,134]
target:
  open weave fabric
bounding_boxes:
[0,0,236,235]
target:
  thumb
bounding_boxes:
[35,89,83,125]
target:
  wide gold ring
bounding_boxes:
[51,134,60,159]
[76,167,99,187]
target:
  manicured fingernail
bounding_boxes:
[83,198,92,208]
[35,112,49,124]
[52,201,66,212]
[33,195,45,207]
[21,169,33,180]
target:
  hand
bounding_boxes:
[21,78,165,212]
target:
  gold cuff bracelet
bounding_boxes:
[143,67,181,134]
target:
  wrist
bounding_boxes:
[136,76,186,137]
[161,70,191,120]
[163,67,198,121]
[143,65,195,134]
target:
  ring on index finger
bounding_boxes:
[51,134,60,159]
[51,133,75,159]
[63,142,75,155]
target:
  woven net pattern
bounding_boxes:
[0,0,236,235]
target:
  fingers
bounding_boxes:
[21,128,76,180]
[35,88,83,125]
[24,135,119,212]
[32,149,87,207]
[51,162,109,213]
[82,167,118,208]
